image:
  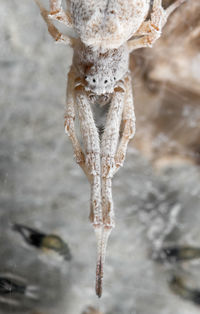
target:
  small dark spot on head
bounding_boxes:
[114,77,116,80]
[84,76,87,79]
[93,78,96,83]
[110,10,115,14]
[104,80,108,84]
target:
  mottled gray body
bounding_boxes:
[34,0,187,298]
[73,41,129,94]
[69,0,150,49]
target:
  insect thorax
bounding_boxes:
[73,41,129,95]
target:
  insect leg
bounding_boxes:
[114,74,136,175]
[128,0,186,51]
[101,84,125,225]
[74,85,102,263]
[34,0,73,46]
[151,0,186,28]
[165,0,187,19]
[49,0,73,28]
[49,0,62,11]
[64,68,89,179]
[96,83,125,297]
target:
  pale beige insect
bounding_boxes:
[34,0,186,297]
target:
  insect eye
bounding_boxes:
[104,80,108,84]
[84,76,87,79]
[93,78,96,83]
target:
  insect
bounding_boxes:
[34,0,186,297]
[12,223,72,261]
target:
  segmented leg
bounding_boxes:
[65,72,103,295]
[64,68,90,179]
[74,85,103,265]
[49,0,62,11]
[49,0,73,28]
[95,83,125,297]
[114,74,136,174]
[34,0,73,46]
[128,0,186,51]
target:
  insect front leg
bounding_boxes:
[114,74,136,174]
[128,0,186,51]
[34,0,73,46]
[95,83,125,297]
[49,0,73,28]
[101,83,125,226]
[75,85,102,229]
[75,86,103,293]
[64,69,88,178]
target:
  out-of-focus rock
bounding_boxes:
[131,0,200,168]
[82,306,103,314]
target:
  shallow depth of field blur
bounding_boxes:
[0,1,200,313]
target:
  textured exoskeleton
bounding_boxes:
[34,0,187,297]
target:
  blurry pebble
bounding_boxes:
[156,246,200,263]
[82,306,103,314]
[12,223,72,261]
[169,275,200,306]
